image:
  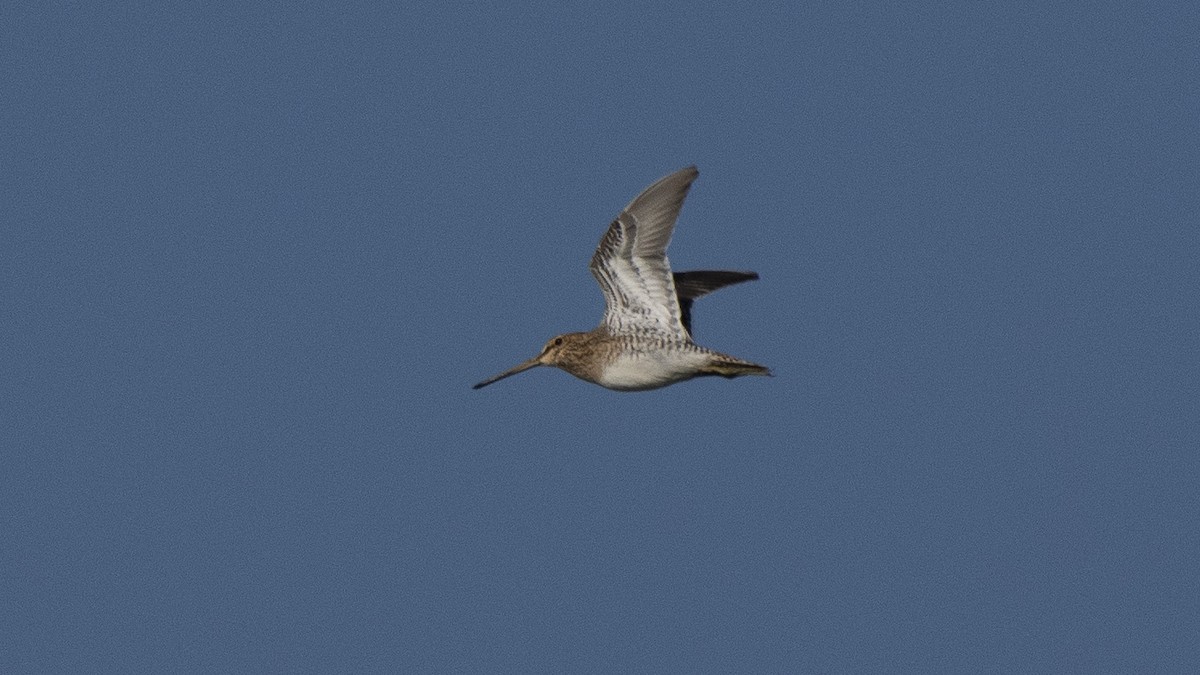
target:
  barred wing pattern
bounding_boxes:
[589,166,699,341]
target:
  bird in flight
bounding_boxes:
[473,166,770,391]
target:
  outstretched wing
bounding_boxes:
[589,166,698,339]
[673,270,759,337]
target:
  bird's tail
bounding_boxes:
[701,356,772,379]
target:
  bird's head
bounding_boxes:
[472,332,590,389]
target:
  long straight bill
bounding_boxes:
[472,357,542,389]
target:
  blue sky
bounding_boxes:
[4,2,1198,671]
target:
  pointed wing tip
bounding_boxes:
[649,166,699,193]
[673,165,700,185]
[672,270,760,300]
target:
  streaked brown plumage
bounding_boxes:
[473,166,770,391]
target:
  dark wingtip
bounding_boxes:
[673,270,763,337]
[673,271,760,301]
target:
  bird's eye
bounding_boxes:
[554,337,563,346]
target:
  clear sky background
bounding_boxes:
[4,2,1198,672]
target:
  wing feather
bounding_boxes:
[588,167,699,338]
[673,270,759,336]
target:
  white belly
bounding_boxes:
[595,351,710,391]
